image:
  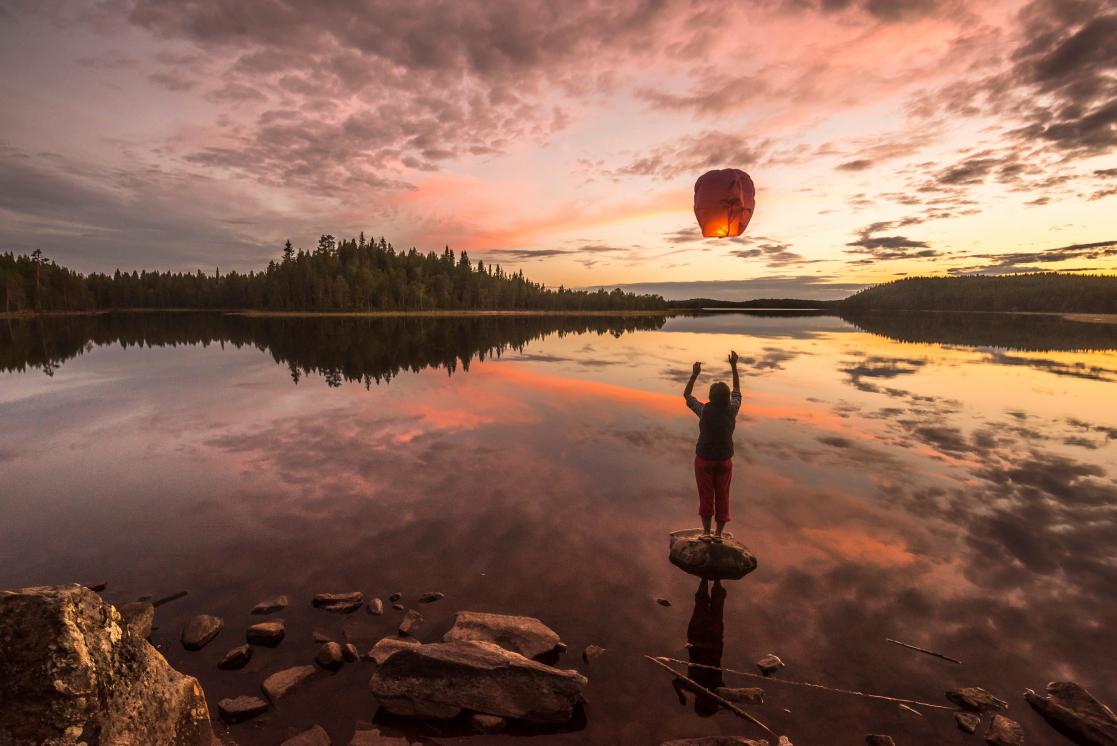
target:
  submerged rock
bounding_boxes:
[583,644,607,663]
[262,665,316,703]
[313,628,333,644]
[182,613,223,650]
[368,640,587,723]
[0,584,213,745]
[986,714,1024,746]
[718,687,765,705]
[392,603,405,612]
[956,711,982,734]
[282,724,331,745]
[399,609,424,636]
[313,592,364,614]
[471,712,507,733]
[418,591,445,604]
[117,601,155,638]
[344,643,360,662]
[1025,681,1117,746]
[443,610,563,659]
[367,635,421,664]
[656,597,672,607]
[246,620,286,647]
[316,641,345,670]
[756,653,785,676]
[389,592,402,602]
[217,695,269,723]
[218,644,253,670]
[947,686,1008,712]
[669,529,758,580]
[252,595,289,614]
[367,598,384,615]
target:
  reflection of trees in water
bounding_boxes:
[0,312,668,384]
[840,310,1117,351]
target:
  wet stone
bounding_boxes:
[756,653,785,676]
[367,598,384,615]
[389,592,402,602]
[343,643,360,662]
[182,614,223,650]
[262,665,316,703]
[218,644,252,670]
[315,641,345,670]
[246,620,285,647]
[367,635,421,665]
[313,628,333,644]
[656,597,672,607]
[947,686,1008,712]
[443,611,563,660]
[281,724,331,746]
[668,529,758,580]
[985,714,1024,746]
[399,609,424,636]
[217,695,269,723]
[252,595,289,615]
[956,711,982,734]
[349,725,409,745]
[313,592,364,614]
[391,603,405,612]
[418,591,445,604]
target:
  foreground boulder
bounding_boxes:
[443,610,563,659]
[0,584,213,745]
[369,640,586,722]
[669,529,758,579]
[1025,681,1117,746]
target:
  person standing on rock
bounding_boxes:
[683,351,741,543]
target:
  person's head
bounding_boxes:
[708,381,730,407]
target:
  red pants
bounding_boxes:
[694,457,732,522]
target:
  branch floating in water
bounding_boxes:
[885,638,962,665]
[652,655,954,711]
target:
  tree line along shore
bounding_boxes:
[0,236,666,314]
[2,240,1115,316]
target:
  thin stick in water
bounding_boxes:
[644,655,774,736]
[885,638,962,665]
[653,655,953,711]
[153,591,188,607]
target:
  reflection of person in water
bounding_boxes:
[683,351,742,542]
[673,577,727,716]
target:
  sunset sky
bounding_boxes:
[1,0,1114,299]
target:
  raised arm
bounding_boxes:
[683,361,701,399]
[728,351,740,392]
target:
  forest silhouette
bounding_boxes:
[0,236,666,314]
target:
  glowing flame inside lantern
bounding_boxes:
[694,168,755,239]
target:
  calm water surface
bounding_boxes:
[2,312,1115,745]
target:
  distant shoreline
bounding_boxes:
[3,308,1116,326]
[0,308,675,320]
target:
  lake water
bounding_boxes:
[2,311,1115,745]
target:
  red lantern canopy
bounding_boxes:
[693,168,755,238]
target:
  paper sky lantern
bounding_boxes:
[693,168,756,238]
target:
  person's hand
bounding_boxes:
[691,361,701,376]
[728,350,739,367]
